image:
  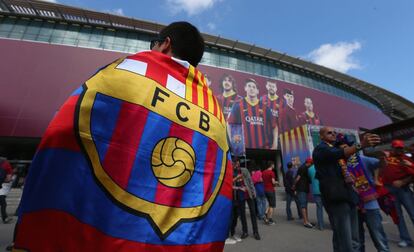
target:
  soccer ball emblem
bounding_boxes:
[151,137,196,188]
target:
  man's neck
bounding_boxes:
[323,140,334,147]
[306,110,314,117]
[246,96,258,105]
[223,90,235,98]
[268,94,278,101]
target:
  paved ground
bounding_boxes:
[225,201,413,252]
[1,189,413,251]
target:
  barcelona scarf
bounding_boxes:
[346,154,378,203]
[14,51,233,252]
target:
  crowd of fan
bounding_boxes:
[1,133,413,251]
[226,130,414,252]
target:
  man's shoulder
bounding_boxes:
[313,142,325,152]
[263,169,273,176]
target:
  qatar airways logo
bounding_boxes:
[245,116,264,126]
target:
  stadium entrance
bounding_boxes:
[240,149,283,185]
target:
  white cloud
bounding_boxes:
[109,8,124,16]
[307,41,362,73]
[166,0,223,16]
[207,22,216,31]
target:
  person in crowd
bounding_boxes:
[0,167,16,224]
[409,143,414,162]
[226,160,243,245]
[227,78,278,149]
[299,97,322,125]
[262,161,278,225]
[216,74,242,119]
[284,162,302,221]
[230,160,261,240]
[15,21,233,251]
[312,127,380,252]
[336,134,390,252]
[308,159,324,230]
[251,163,266,220]
[278,89,299,133]
[12,163,26,188]
[292,158,313,228]
[0,157,13,189]
[380,139,414,248]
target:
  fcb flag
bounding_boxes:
[228,124,246,157]
[14,51,233,252]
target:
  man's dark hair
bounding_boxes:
[283,89,294,95]
[267,161,274,168]
[287,162,293,169]
[159,21,205,67]
[244,78,258,88]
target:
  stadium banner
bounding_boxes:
[0,41,391,143]
[197,64,390,150]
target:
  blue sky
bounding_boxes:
[44,0,414,103]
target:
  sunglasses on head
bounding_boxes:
[150,38,166,50]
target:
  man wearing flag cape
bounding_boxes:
[13,22,233,252]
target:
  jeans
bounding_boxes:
[358,209,390,252]
[286,192,302,219]
[325,201,360,252]
[313,194,324,229]
[386,185,414,244]
[255,195,267,219]
[297,191,308,209]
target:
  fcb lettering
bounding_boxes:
[151,87,211,132]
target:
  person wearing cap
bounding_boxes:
[380,139,414,248]
[292,158,313,228]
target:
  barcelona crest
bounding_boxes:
[76,57,229,239]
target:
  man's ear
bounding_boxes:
[160,37,173,56]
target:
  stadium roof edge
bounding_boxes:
[1,0,413,121]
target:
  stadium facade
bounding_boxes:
[1,0,413,162]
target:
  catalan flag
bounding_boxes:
[14,51,233,252]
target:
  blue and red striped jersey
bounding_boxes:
[279,103,300,133]
[216,93,242,120]
[228,98,275,149]
[260,95,281,126]
[298,111,322,125]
